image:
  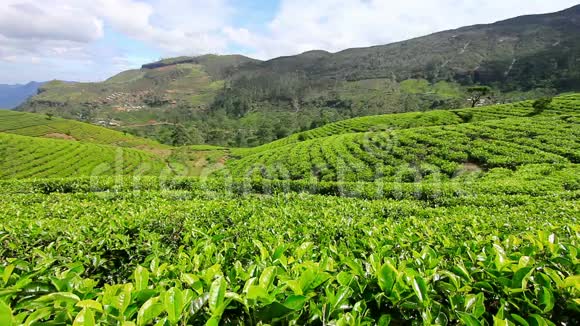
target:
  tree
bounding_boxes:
[467,86,492,107]
[531,97,553,116]
[170,125,189,146]
[46,113,54,120]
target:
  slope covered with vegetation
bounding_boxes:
[16,5,580,147]
[1,56,580,324]
[0,109,578,325]
[0,133,168,180]
[229,94,580,172]
[0,110,165,149]
[227,114,578,182]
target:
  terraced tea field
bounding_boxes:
[0,95,579,325]
[227,115,579,181]
[233,94,580,156]
[0,133,167,179]
[0,110,164,149]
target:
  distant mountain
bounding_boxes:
[17,4,580,146]
[19,54,258,116]
[233,4,580,88]
[0,81,45,109]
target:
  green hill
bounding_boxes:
[0,133,167,179]
[233,93,580,156]
[0,110,167,150]
[16,5,580,147]
[0,110,230,179]
[225,94,580,181]
[1,97,579,325]
[240,5,580,86]
[19,55,257,121]
[3,94,579,181]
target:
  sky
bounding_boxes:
[0,0,578,84]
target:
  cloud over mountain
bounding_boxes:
[1,0,579,82]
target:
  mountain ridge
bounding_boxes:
[0,81,46,109]
[17,4,580,147]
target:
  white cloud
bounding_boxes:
[0,0,233,60]
[0,0,578,83]
[0,1,103,42]
[90,0,232,54]
[0,0,234,82]
[227,0,580,59]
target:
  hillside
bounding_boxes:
[19,55,257,119]
[234,93,580,156]
[1,93,579,324]
[242,5,580,85]
[0,110,167,150]
[0,111,229,179]
[16,5,580,147]
[0,133,167,179]
[0,82,45,109]
[225,94,580,181]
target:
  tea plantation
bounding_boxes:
[0,110,165,149]
[0,133,167,180]
[0,95,578,325]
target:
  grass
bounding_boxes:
[399,78,431,94]
[105,69,146,84]
[167,146,228,176]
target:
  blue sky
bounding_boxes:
[0,0,578,84]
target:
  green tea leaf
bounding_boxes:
[512,267,533,289]
[209,277,226,315]
[537,287,554,313]
[510,314,529,326]
[134,266,149,292]
[115,284,133,315]
[76,300,103,312]
[246,285,270,301]
[527,314,551,326]
[256,302,295,320]
[0,301,13,326]
[35,292,80,304]
[73,308,95,326]
[378,314,392,326]
[331,286,353,312]
[378,262,397,294]
[2,265,14,285]
[23,307,52,326]
[562,275,580,290]
[465,293,485,318]
[493,244,509,270]
[137,297,164,326]
[457,311,482,326]
[163,287,184,324]
[259,266,277,290]
[205,316,220,326]
[283,295,307,311]
[492,316,510,326]
[412,276,429,305]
